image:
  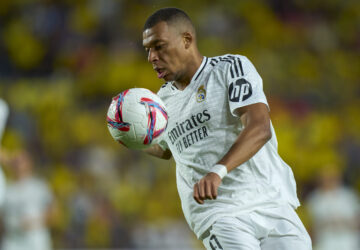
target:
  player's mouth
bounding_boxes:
[154,68,166,79]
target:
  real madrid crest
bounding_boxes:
[196,85,206,102]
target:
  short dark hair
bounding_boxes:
[143,7,193,31]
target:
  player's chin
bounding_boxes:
[163,73,173,82]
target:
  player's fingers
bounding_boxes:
[193,183,203,204]
[193,183,199,201]
[211,182,218,199]
[199,180,205,200]
[205,180,213,200]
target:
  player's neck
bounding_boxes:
[174,52,203,90]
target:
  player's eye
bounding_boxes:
[155,44,165,50]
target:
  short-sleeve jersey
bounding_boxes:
[157,54,300,239]
[307,187,360,250]
[2,177,53,250]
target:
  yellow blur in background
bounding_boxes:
[0,0,359,249]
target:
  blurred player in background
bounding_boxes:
[0,99,9,207]
[306,165,360,250]
[141,8,312,249]
[0,150,55,250]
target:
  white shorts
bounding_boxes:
[202,205,312,250]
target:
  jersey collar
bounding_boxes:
[193,56,208,81]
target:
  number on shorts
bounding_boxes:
[209,234,223,250]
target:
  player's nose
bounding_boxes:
[147,48,159,63]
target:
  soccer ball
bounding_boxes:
[106,88,168,149]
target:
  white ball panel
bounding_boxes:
[106,88,168,149]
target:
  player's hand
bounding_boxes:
[193,172,222,204]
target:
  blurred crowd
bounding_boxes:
[0,0,359,249]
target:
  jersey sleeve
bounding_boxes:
[225,56,269,117]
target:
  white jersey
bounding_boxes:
[0,99,9,142]
[307,187,360,250]
[0,99,9,207]
[157,54,300,239]
[2,177,53,250]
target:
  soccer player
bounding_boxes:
[142,8,312,249]
[0,150,55,250]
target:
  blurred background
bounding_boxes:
[0,0,359,249]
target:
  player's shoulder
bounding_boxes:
[208,54,249,75]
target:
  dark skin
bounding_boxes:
[142,21,272,204]
[142,21,203,89]
[193,103,271,204]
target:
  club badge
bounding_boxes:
[196,85,206,102]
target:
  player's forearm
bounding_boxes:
[217,122,271,172]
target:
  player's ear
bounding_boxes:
[182,32,193,49]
